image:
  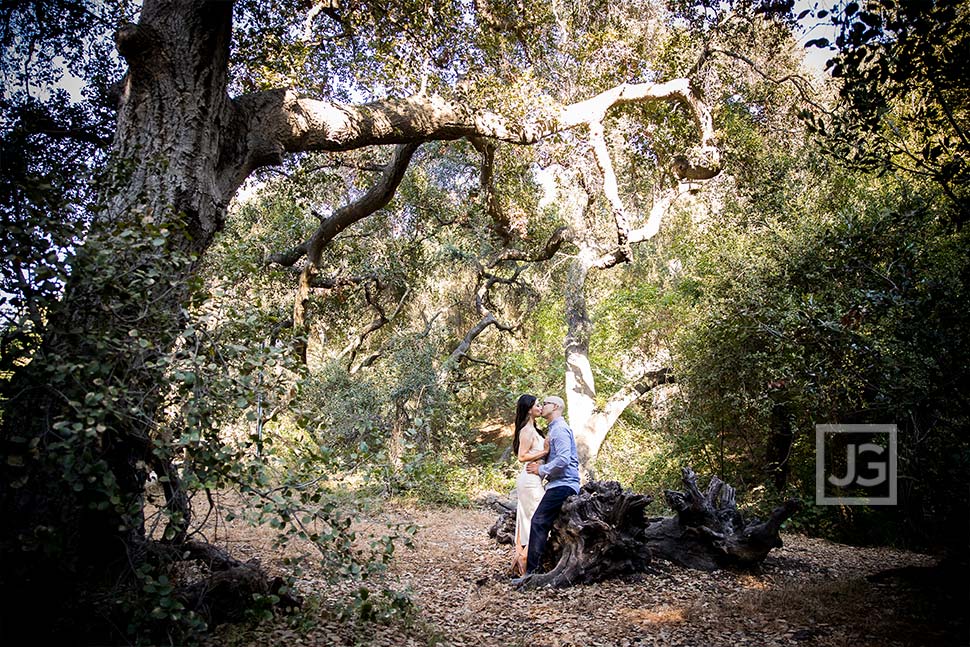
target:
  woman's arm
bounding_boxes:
[517,428,549,462]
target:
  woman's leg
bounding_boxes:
[512,527,527,575]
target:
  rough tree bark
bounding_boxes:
[492,468,801,589]
[0,1,259,639]
[521,480,654,588]
[0,0,721,637]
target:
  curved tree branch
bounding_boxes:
[268,142,420,267]
[595,367,674,431]
[283,143,418,346]
[267,241,309,268]
[437,253,540,385]
[573,364,674,469]
[469,136,514,241]
[708,47,828,115]
[307,141,419,246]
[340,284,411,370]
[589,121,630,250]
[236,79,720,178]
[489,226,567,266]
[439,312,502,384]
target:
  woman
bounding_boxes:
[511,393,548,576]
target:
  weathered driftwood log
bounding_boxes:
[645,466,802,571]
[500,467,800,589]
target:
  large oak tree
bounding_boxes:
[0,0,806,639]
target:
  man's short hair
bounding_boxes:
[543,396,564,410]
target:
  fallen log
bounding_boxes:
[647,467,802,570]
[147,539,302,626]
[488,506,517,546]
[500,467,801,589]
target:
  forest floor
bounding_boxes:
[203,493,968,647]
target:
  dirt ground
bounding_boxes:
[202,494,968,647]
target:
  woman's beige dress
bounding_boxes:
[513,426,545,571]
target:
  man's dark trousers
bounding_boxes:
[526,485,575,574]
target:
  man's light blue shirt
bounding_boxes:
[538,416,581,493]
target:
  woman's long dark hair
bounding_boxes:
[512,394,541,455]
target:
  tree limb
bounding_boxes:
[268,142,419,267]
[340,284,411,370]
[267,242,309,268]
[627,184,692,244]
[469,136,514,241]
[437,256,538,385]
[441,312,501,375]
[709,47,829,115]
[579,183,693,271]
[488,226,567,266]
[597,367,674,429]
[589,120,631,253]
[237,79,720,178]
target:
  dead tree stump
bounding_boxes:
[499,467,801,589]
[517,481,654,589]
[645,466,802,571]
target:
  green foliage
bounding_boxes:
[392,453,513,507]
[6,0,968,642]
[343,585,417,624]
[596,415,684,492]
[0,194,429,641]
[663,170,970,547]
[126,564,208,638]
[804,0,970,222]
[0,95,111,380]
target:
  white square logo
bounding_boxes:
[816,424,897,505]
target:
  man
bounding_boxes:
[524,395,580,574]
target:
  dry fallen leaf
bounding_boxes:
[198,494,956,647]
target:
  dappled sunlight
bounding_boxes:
[737,574,770,590]
[4,0,966,642]
[619,604,687,627]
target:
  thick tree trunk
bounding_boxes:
[562,254,673,475]
[563,258,597,464]
[0,2,267,639]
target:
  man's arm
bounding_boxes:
[538,429,567,479]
